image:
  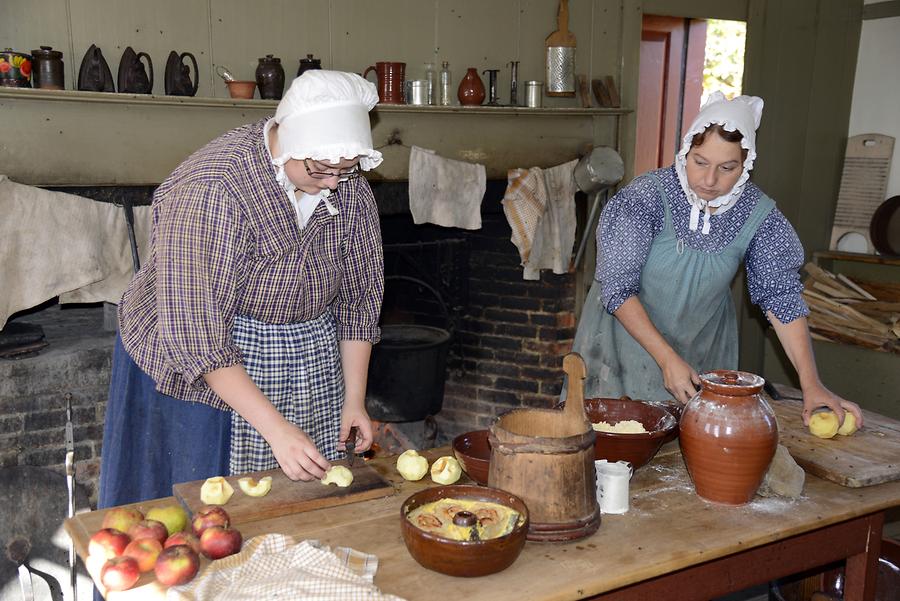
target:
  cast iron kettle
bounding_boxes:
[164,51,198,96]
[117,47,154,94]
[77,44,115,92]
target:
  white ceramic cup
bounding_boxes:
[595,459,633,514]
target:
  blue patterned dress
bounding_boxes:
[570,166,808,400]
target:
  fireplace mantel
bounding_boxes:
[3,88,628,186]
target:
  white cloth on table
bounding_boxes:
[0,175,150,327]
[167,534,406,601]
[408,145,485,230]
[502,159,579,280]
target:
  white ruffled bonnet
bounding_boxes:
[272,70,383,171]
[674,91,764,234]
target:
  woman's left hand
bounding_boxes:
[800,382,864,429]
[338,406,374,453]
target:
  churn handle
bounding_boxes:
[562,353,590,427]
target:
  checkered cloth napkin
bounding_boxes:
[167,534,406,601]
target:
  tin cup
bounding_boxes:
[595,459,633,514]
[525,81,543,108]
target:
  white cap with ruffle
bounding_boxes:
[674,91,764,234]
[272,70,383,171]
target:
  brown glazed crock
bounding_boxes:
[400,484,528,577]
[452,430,491,485]
[679,370,778,505]
[584,398,677,469]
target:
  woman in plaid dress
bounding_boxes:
[99,71,385,507]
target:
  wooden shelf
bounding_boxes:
[0,87,630,116]
[0,87,628,185]
[813,250,900,267]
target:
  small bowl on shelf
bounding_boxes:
[584,397,678,469]
[452,430,491,485]
[400,484,529,577]
[225,80,256,99]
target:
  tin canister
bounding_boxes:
[525,81,543,108]
[408,79,428,105]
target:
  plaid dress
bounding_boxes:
[229,312,344,473]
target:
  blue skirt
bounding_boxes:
[98,335,230,508]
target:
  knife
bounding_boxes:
[345,426,358,467]
[64,393,77,601]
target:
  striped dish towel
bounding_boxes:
[167,534,406,601]
[502,159,578,280]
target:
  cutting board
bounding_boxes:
[173,460,395,524]
[770,397,900,488]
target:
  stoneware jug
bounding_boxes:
[296,53,321,77]
[679,370,778,505]
[457,67,485,106]
[363,61,405,104]
[117,47,154,94]
[164,51,198,97]
[31,46,64,89]
[255,54,284,100]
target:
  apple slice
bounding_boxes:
[321,465,353,487]
[237,476,273,497]
[200,476,234,505]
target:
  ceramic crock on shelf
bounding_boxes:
[457,67,485,106]
[679,370,778,505]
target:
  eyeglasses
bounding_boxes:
[303,159,361,182]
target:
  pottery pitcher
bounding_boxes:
[679,370,777,505]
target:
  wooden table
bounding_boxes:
[66,446,900,601]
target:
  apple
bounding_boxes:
[146,504,189,537]
[430,455,462,485]
[101,507,144,534]
[200,525,243,560]
[191,505,230,538]
[164,531,201,555]
[100,556,140,591]
[200,476,234,505]
[238,475,272,497]
[154,545,200,586]
[88,528,131,560]
[321,465,354,487]
[396,449,429,481]
[122,537,162,573]
[127,519,168,545]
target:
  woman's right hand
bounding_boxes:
[266,419,331,481]
[660,351,701,404]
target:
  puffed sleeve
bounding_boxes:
[596,175,665,314]
[745,208,809,324]
[155,179,246,387]
[330,177,384,343]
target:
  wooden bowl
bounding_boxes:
[452,430,491,485]
[226,80,256,99]
[400,484,529,577]
[584,398,678,469]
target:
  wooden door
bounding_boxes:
[634,16,707,175]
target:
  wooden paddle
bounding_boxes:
[545,0,577,98]
[545,0,576,48]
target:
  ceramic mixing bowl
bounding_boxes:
[452,430,491,485]
[401,484,528,577]
[584,397,678,469]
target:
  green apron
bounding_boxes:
[571,174,775,401]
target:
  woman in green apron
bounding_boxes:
[572,92,862,428]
